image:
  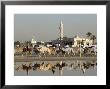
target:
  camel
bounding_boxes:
[22,63,32,75]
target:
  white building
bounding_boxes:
[31,36,37,48]
[73,35,93,47]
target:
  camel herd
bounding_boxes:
[14,45,97,57]
[14,60,97,75]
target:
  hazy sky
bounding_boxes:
[14,14,97,42]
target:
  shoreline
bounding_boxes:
[14,56,97,62]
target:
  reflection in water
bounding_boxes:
[59,68,63,76]
[14,60,97,76]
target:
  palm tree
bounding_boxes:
[91,35,96,45]
[86,32,92,38]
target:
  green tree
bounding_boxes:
[14,41,21,47]
[86,32,92,38]
[91,35,96,45]
[63,36,68,41]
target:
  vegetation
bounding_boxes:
[14,41,21,47]
[91,35,96,45]
[86,32,96,45]
[86,32,92,38]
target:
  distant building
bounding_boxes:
[51,37,73,47]
[73,35,93,47]
[31,36,37,48]
[51,39,61,47]
[51,35,93,47]
[57,21,93,47]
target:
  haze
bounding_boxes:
[14,14,97,42]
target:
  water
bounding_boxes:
[14,60,97,76]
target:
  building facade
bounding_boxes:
[73,35,93,47]
[51,35,93,47]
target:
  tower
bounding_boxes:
[59,21,64,40]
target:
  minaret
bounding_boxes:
[59,21,64,40]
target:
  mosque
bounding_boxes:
[31,21,93,47]
[52,21,93,47]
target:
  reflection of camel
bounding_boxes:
[15,60,97,75]
[68,60,97,74]
[32,62,56,74]
[45,63,56,74]
[15,63,32,75]
[32,62,40,70]
[55,61,68,76]
[22,63,32,75]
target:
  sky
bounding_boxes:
[14,14,97,42]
